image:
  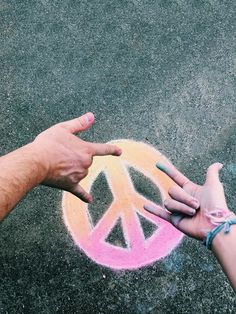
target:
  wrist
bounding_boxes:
[23,143,49,185]
[212,223,236,252]
[0,143,50,220]
[203,210,236,249]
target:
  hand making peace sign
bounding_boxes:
[144,162,233,240]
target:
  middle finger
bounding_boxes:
[169,185,199,209]
[164,198,196,216]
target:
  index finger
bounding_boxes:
[156,162,191,188]
[89,143,122,157]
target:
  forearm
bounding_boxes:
[212,225,236,292]
[0,143,47,220]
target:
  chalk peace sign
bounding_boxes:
[63,140,183,270]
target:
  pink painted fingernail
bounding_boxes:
[88,195,93,203]
[86,112,94,123]
[117,148,122,155]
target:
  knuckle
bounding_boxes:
[83,160,91,169]
[82,155,93,168]
[85,146,93,156]
[182,180,190,188]
[56,122,68,131]
[173,173,183,184]
[102,146,109,155]
[105,145,112,154]
[172,173,179,180]
[169,186,177,196]
[181,203,189,211]
[70,174,79,184]
[164,199,170,208]
[183,183,194,193]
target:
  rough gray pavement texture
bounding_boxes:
[0,0,236,313]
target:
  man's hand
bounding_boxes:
[31,112,122,203]
[0,112,121,220]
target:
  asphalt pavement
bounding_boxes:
[0,1,236,313]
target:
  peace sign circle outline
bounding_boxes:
[62,140,183,270]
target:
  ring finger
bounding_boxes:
[164,198,196,216]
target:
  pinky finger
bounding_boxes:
[144,202,185,229]
[72,185,93,203]
[144,202,171,223]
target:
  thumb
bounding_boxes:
[59,112,95,134]
[205,163,223,186]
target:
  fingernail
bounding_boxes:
[191,199,199,209]
[144,204,157,215]
[113,148,122,156]
[88,195,93,203]
[86,112,94,123]
[189,209,196,216]
[117,148,122,155]
[171,213,184,226]
[156,162,166,171]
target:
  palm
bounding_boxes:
[177,184,214,239]
[145,162,230,241]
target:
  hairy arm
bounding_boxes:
[0,112,121,221]
[0,144,47,220]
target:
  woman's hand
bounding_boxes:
[144,162,233,240]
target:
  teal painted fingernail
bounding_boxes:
[156,162,169,174]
